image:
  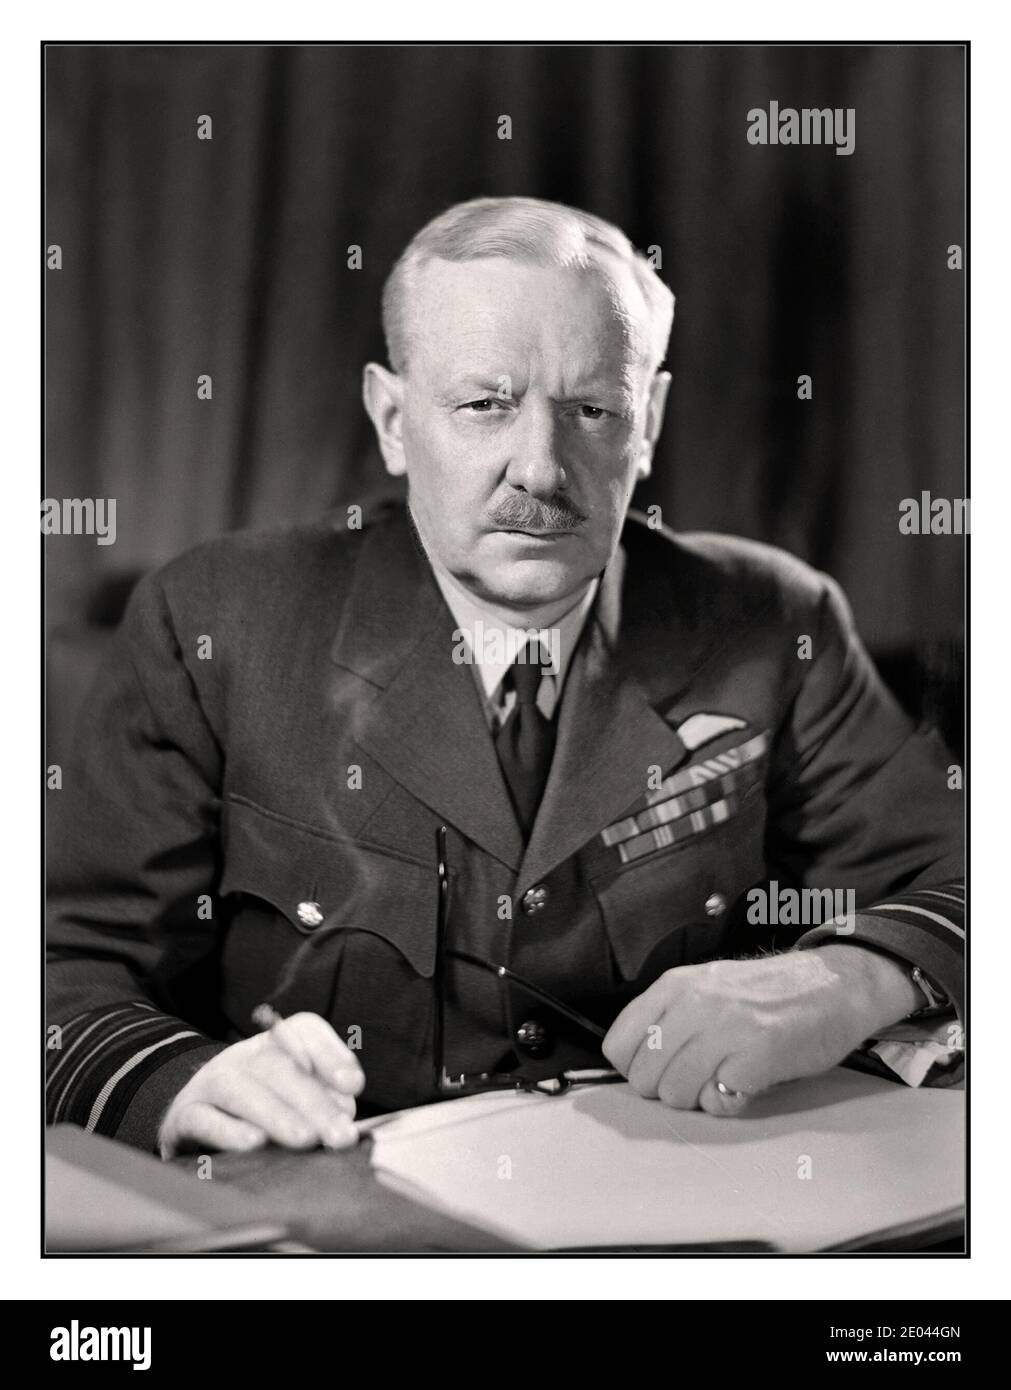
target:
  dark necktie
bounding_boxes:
[494,644,557,837]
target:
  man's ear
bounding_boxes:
[635,370,672,481]
[362,363,407,477]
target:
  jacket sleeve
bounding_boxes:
[47,565,230,1152]
[763,570,964,1025]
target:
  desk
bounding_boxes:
[172,1142,519,1252]
[46,1124,515,1252]
[49,1067,964,1253]
[168,1139,962,1253]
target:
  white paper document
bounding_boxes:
[367,1068,964,1251]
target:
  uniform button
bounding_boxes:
[515,1020,550,1055]
[296,901,324,928]
[522,884,550,915]
[704,892,727,918]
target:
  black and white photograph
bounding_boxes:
[35,30,978,1323]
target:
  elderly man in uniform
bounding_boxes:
[47,197,963,1157]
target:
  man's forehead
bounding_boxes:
[405,256,649,374]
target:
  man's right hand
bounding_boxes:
[158,1012,365,1158]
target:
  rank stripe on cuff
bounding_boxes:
[47,1003,159,1099]
[861,883,965,949]
[795,881,965,1016]
[915,886,965,907]
[47,1002,209,1136]
[865,902,965,938]
[84,1031,203,1134]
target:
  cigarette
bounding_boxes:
[250,1003,313,1072]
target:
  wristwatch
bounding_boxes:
[908,964,950,1018]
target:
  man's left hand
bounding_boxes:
[602,943,922,1116]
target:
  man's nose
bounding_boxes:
[503,401,567,497]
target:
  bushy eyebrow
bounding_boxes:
[558,379,636,409]
[434,376,505,404]
[434,375,638,413]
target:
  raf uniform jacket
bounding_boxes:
[47,503,964,1151]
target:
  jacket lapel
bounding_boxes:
[332,507,696,887]
[516,544,689,896]
[331,510,524,871]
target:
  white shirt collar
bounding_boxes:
[433,564,599,709]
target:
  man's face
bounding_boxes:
[366,257,669,613]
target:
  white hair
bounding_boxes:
[381,195,675,374]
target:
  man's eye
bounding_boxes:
[461,398,506,412]
[575,405,611,420]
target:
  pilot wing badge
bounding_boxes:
[674,712,748,751]
[599,713,767,864]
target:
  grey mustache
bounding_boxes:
[489,495,586,530]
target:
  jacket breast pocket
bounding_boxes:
[218,796,439,1109]
[589,784,767,984]
[219,795,436,1002]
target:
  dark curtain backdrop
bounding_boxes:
[45,44,964,717]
